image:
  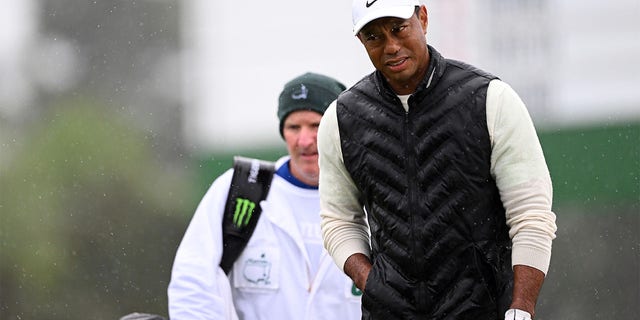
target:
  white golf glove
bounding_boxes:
[504,308,532,320]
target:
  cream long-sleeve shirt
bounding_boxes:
[318,79,557,275]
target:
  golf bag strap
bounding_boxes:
[219,156,275,274]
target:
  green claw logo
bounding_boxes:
[233,198,256,227]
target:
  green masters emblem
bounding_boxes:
[351,282,363,296]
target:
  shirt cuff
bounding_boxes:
[512,244,551,275]
[333,238,371,272]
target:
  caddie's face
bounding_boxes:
[357,6,429,95]
[282,110,323,186]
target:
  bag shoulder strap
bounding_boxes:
[219,156,276,274]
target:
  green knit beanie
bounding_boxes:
[277,72,346,137]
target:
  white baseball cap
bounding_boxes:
[352,0,420,36]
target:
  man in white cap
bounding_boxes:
[318,1,557,319]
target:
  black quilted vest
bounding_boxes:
[336,46,513,319]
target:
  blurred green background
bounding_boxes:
[1,1,638,320]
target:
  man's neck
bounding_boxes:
[390,51,431,95]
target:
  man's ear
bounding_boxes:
[419,5,428,33]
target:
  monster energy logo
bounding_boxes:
[233,197,256,228]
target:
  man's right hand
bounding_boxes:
[343,253,372,291]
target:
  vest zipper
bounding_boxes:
[403,107,420,276]
[404,101,427,312]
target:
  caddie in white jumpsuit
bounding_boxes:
[168,73,362,320]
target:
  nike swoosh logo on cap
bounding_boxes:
[365,0,378,8]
